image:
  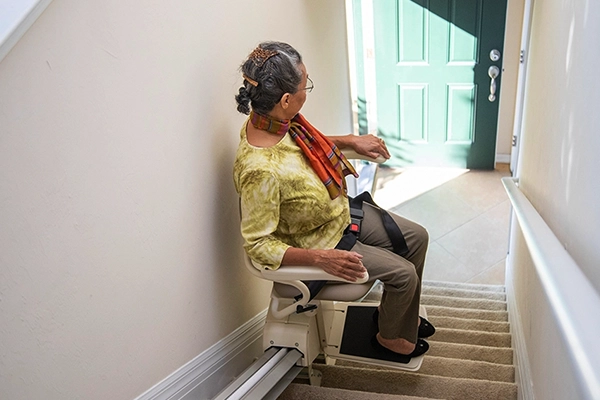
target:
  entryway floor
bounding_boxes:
[373,164,512,285]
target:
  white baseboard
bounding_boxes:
[496,153,511,164]
[134,309,267,400]
[505,257,535,400]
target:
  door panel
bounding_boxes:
[399,85,427,141]
[447,84,476,143]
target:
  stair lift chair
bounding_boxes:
[240,150,426,389]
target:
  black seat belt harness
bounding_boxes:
[295,192,409,310]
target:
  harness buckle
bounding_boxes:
[349,220,360,234]
[349,216,362,235]
[349,207,363,235]
[350,208,364,219]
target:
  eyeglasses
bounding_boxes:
[303,77,314,93]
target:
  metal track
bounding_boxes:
[212,348,303,400]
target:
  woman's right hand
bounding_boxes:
[314,249,367,282]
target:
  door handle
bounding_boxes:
[488,66,500,102]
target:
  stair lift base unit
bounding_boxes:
[261,292,425,373]
[262,300,322,368]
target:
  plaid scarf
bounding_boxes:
[250,111,289,135]
[249,111,358,199]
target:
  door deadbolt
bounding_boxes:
[490,49,501,62]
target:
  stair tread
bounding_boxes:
[422,286,506,302]
[278,383,444,400]
[336,355,515,383]
[316,364,517,400]
[429,327,512,348]
[423,280,505,293]
[427,315,510,333]
[425,305,508,322]
[421,294,507,311]
[427,340,513,365]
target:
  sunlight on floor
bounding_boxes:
[371,164,511,285]
[374,167,470,210]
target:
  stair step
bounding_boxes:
[315,364,517,400]
[278,383,442,400]
[419,356,514,383]
[365,282,508,305]
[427,315,510,333]
[426,305,508,322]
[429,328,512,348]
[427,341,513,365]
[421,294,507,311]
[337,355,515,383]
[423,280,505,293]
[422,286,506,302]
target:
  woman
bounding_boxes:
[233,41,433,358]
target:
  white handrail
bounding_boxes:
[502,177,600,400]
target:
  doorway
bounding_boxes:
[350,0,508,169]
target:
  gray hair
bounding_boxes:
[235,41,303,115]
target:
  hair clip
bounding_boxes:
[248,47,278,67]
[243,73,259,87]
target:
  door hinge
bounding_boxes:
[512,135,518,147]
[520,50,526,64]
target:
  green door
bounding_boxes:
[367,0,507,169]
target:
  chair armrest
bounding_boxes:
[342,149,386,164]
[246,257,370,319]
[252,260,369,284]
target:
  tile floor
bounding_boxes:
[372,164,512,285]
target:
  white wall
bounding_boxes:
[509,0,600,398]
[0,1,352,398]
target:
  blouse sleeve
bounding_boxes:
[238,168,290,270]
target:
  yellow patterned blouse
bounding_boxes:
[233,120,351,270]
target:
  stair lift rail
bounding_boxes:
[212,347,303,400]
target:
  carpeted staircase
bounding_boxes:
[278,280,517,400]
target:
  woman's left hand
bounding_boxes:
[352,134,391,160]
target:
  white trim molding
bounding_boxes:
[134,310,267,400]
[0,0,53,63]
[505,256,535,400]
[496,153,511,164]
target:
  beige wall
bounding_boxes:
[0,1,352,398]
[519,0,600,290]
[509,0,600,398]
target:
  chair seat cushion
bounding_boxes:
[273,281,376,302]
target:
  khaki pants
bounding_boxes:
[351,203,429,343]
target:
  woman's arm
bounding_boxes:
[238,168,366,281]
[327,134,354,149]
[238,170,291,269]
[281,247,367,282]
[329,134,391,160]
